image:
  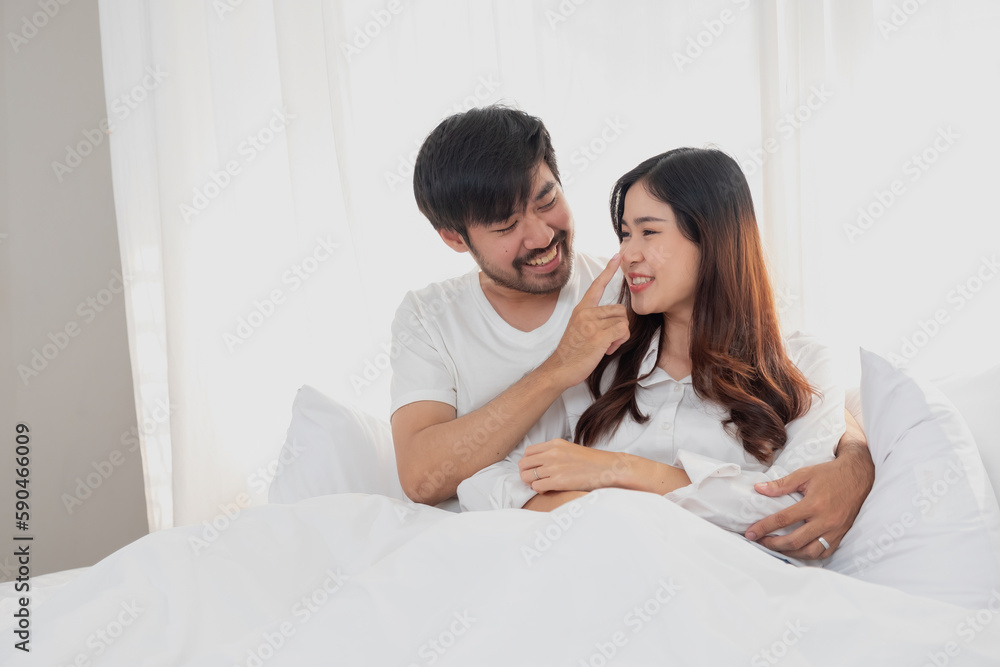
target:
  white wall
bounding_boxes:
[0,0,147,580]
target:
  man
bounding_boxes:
[389,105,873,560]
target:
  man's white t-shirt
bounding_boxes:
[389,251,619,419]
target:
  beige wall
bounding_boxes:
[0,0,148,581]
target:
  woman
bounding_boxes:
[457,148,845,545]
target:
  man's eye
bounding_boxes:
[495,221,518,234]
[539,194,558,211]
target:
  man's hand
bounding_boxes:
[744,411,874,559]
[392,254,626,506]
[544,254,627,389]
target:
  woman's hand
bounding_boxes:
[518,439,631,493]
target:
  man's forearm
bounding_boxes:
[833,410,875,506]
[403,356,572,504]
[833,439,875,496]
[836,410,873,468]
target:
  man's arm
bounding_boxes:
[392,255,626,505]
[392,359,568,505]
[744,409,874,559]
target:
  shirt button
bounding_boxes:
[661,422,673,431]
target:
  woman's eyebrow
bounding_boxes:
[621,217,665,228]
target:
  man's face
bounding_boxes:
[463,163,574,295]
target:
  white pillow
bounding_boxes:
[268,386,407,504]
[844,365,1000,505]
[267,386,463,512]
[825,350,1000,608]
[935,364,1000,504]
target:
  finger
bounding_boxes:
[581,318,628,347]
[520,467,543,485]
[744,504,807,541]
[758,531,839,560]
[580,253,621,308]
[753,518,825,553]
[603,323,629,355]
[779,537,841,561]
[752,471,806,498]
[608,320,629,344]
[605,333,629,356]
[760,540,826,561]
[589,304,628,319]
[519,449,557,473]
[530,478,558,494]
[523,440,563,458]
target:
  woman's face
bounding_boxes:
[619,182,700,318]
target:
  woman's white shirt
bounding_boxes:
[456,331,846,536]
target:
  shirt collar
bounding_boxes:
[636,333,692,387]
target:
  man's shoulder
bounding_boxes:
[393,268,478,321]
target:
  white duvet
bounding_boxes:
[3,488,999,666]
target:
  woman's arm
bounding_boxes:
[615,453,692,494]
[522,490,589,511]
[456,399,573,511]
[517,439,691,495]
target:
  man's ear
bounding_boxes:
[438,228,471,253]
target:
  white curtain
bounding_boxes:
[97,0,1000,530]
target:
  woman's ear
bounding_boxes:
[438,228,470,253]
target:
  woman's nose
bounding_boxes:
[620,238,642,265]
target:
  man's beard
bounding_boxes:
[469,230,574,296]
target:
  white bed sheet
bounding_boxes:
[0,567,89,613]
[2,489,998,666]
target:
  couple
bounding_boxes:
[389,105,873,561]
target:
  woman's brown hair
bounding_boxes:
[573,148,817,464]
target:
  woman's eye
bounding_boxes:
[643,229,657,236]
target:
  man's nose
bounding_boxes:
[522,214,554,250]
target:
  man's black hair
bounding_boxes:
[413,104,560,242]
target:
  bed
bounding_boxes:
[2,351,999,665]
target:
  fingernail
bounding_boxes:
[746,532,757,540]
[612,252,620,262]
[755,482,769,489]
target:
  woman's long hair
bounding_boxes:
[573,148,817,464]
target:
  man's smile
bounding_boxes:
[523,242,561,271]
